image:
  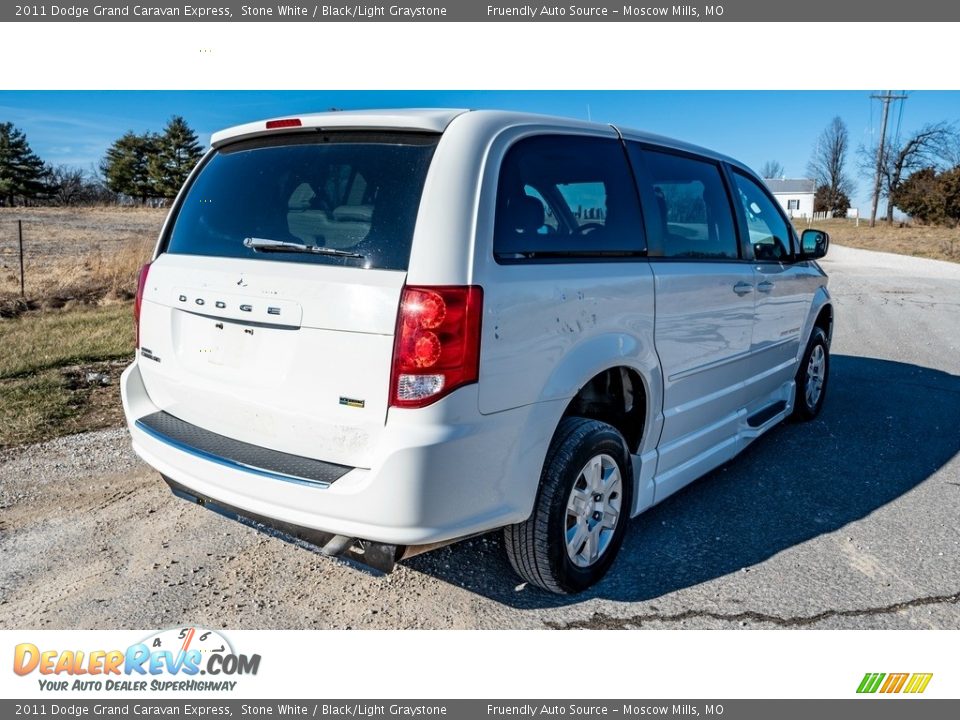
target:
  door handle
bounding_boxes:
[733,281,754,296]
[757,280,775,293]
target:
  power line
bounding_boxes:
[869,91,909,227]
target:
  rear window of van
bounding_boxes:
[163,132,439,271]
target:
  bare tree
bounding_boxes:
[943,133,960,168]
[860,122,958,223]
[808,117,854,216]
[760,160,784,179]
[83,162,118,205]
[47,165,86,206]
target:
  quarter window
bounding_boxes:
[494,135,645,260]
[636,148,739,259]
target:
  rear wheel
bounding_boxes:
[504,417,633,594]
[791,326,829,421]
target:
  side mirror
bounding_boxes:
[800,229,829,260]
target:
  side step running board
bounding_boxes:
[747,400,787,428]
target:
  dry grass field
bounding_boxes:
[0,206,163,316]
[794,217,960,263]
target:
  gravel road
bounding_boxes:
[2,244,959,629]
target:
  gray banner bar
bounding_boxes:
[3,700,958,719]
[4,0,960,22]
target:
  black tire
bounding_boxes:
[504,417,633,594]
[791,326,830,421]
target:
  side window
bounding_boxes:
[732,171,794,262]
[634,147,738,260]
[494,135,645,260]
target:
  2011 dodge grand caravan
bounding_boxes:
[121,109,832,593]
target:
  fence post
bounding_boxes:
[18,219,25,298]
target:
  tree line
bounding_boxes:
[763,112,960,226]
[0,116,202,207]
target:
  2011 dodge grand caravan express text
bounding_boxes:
[122,109,833,593]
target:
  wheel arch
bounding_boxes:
[799,287,834,359]
[536,332,663,456]
[814,301,834,345]
[502,335,663,526]
[558,365,648,454]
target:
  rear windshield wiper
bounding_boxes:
[243,237,366,259]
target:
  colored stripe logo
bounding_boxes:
[857,672,933,694]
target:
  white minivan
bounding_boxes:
[122,109,832,593]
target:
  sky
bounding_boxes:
[1,90,958,213]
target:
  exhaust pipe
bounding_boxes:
[320,534,357,557]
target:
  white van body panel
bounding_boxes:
[648,261,756,490]
[125,362,545,545]
[137,254,404,468]
[751,261,827,390]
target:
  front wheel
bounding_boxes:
[504,417,633,594]
[791,326,830,421]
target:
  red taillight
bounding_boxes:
[390,285,483,408]
[265,118,302,129]
[134,262,151,349]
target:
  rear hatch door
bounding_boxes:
[137,131,439,469]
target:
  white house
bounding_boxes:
[764,178,816,219]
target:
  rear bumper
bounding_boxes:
[136,410,353,488]
[121,360,548,547]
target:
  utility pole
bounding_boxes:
[869,91,908,227]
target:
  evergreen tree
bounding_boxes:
[814,184,851,217]
[149,116,203,199]
[0,122,47,206]
[893,165,960,226]
[102,131,159,203]
[940,166,960,226]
